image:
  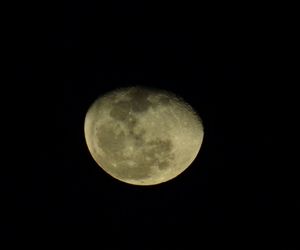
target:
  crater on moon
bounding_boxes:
[84,86,204,185]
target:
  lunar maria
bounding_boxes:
[84,86,204,185]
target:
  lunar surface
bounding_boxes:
[84,86,204,185]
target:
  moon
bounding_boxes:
[84,86,204,185]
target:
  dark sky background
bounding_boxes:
[6,1,298,248]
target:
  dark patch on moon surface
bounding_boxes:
[130,89,152,113]
[124,87,153,113]
[109,100,131,121]
[95,124,126,158]
[109,88,152,121]
[159,96,171,105]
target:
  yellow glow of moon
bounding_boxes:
[84,86,204,185]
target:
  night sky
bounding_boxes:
[7,1,298,248]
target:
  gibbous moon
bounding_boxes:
[84,86,204,185]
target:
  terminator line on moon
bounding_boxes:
[84,86,204,185]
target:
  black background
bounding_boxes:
[6,1,298,248]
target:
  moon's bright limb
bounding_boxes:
[84,86,204,185]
